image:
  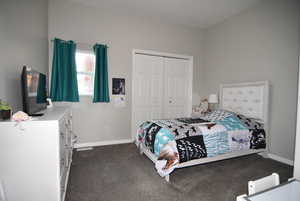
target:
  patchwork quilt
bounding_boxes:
[136,110,266,177]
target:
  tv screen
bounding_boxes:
[21,66,47,115]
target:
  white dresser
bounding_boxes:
[0,107,75,201]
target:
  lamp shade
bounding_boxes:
[208,94,218,104]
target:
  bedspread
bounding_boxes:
[136,110,266,177]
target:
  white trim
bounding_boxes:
[187,58,193,118]
[133,49,193,60]
[76,147,94,151]
[76,48,94,54]
[131,49,193,140]
[268,153,294,166]
[74,139,134,149]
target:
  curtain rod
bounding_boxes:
[50,39,109,48]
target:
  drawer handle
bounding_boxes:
[65,121,71,126]
[72,135,78,143]
[60,132,66,138]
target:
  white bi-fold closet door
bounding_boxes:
[164,57,190,118]
[132,51,192,138]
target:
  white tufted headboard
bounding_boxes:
[219,81,269,124]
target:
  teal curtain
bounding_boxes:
[93,44,110,103]
[50,38,79,102]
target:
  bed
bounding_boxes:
[135,81,269,182]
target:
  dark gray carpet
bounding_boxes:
[65,143,293,201]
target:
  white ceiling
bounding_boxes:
[69,0,261,28]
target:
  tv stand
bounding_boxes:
[0,107,75,201]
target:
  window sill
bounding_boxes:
[79,94,93,97]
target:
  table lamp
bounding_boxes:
[208,94,218,111]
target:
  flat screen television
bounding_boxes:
[21,66,47,116]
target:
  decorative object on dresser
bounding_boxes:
[0,100,12,120]
[0,107,75,201]
[208,94,218,111]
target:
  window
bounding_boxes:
[76,51,95,96]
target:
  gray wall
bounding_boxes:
[48,0,204,143]
[203,0,300,160]
[0,0,48,111]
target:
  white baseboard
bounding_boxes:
[76,147,94,151]
[267,153,294,166]
[74,139,134,149]
[258,152,268,158]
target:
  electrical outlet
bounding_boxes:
[0,180,6,201]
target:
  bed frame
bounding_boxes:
[138,81,270,182]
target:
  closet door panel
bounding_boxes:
[164,58,189,118]
[133,54,164,132]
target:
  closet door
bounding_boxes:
[164,58,190,118]
[132,54,164,133]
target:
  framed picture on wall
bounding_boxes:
[112,78,125,95]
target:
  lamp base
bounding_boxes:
[208,103,217,111]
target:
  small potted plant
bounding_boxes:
[0,100,12,120]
